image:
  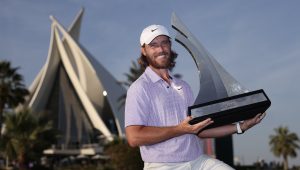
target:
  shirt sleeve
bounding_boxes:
[124,83,150,127]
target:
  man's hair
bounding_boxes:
[138,50,178,70]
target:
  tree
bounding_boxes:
[269,126,300,170]
[0,60,29,132]
[120,61,145,89]
[117,61,145,109]
[104,137,143,170]
[0,109,60,170]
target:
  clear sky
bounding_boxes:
[1,0,300,166]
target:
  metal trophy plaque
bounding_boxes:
[188,89,271,129]
[171,13,271,130]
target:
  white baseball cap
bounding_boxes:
[140,24,170,46]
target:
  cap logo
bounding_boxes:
[151,28,158,32]
[140,25,170,46]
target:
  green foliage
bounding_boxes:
[0,109,60,167]
[121,61,145,89]
[0,60,29,125]
[269,126,300,170]
[104,138,143,170]
[117,60,145,109]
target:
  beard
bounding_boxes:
[146,52,171,69]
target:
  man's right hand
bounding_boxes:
[176,116,214,135]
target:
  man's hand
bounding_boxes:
[126,116,214,147]
[241,112,266,132]
[176,116,214,135]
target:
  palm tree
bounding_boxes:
[120,60,145,89]
[0,109,60,170]
[117,61,145,109]
[0,60,29,132]
[269,126,300,170]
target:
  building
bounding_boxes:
[25,9,125,155]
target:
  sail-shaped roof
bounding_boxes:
[26,9,125,148]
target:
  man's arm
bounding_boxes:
[198,112,266,138]
[126,116,213,147]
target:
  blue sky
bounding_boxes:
[1,0,300,166]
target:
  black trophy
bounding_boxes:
[188,89,271,129]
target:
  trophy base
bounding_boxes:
[188,89,271,130]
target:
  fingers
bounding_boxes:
[259,112,266,120]
[180,117,213,134]
[193,118,214,130]
[254,113,262,120]
[196,118,213,126]
[244,112,267,130]
[255,112,266,123]
[182,116,193,124]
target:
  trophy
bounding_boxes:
[171,13,271,130]
[188,89,271,129]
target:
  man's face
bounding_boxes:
[142,35,171,69]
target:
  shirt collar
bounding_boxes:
[145,67,173,83]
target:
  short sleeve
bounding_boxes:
[124,83,150,127]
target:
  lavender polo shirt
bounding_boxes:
[125,67,203,163]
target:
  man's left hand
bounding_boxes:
[241,112,266,132]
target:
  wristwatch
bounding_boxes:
[236,122,244,134]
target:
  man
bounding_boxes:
[125,24,265,170]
